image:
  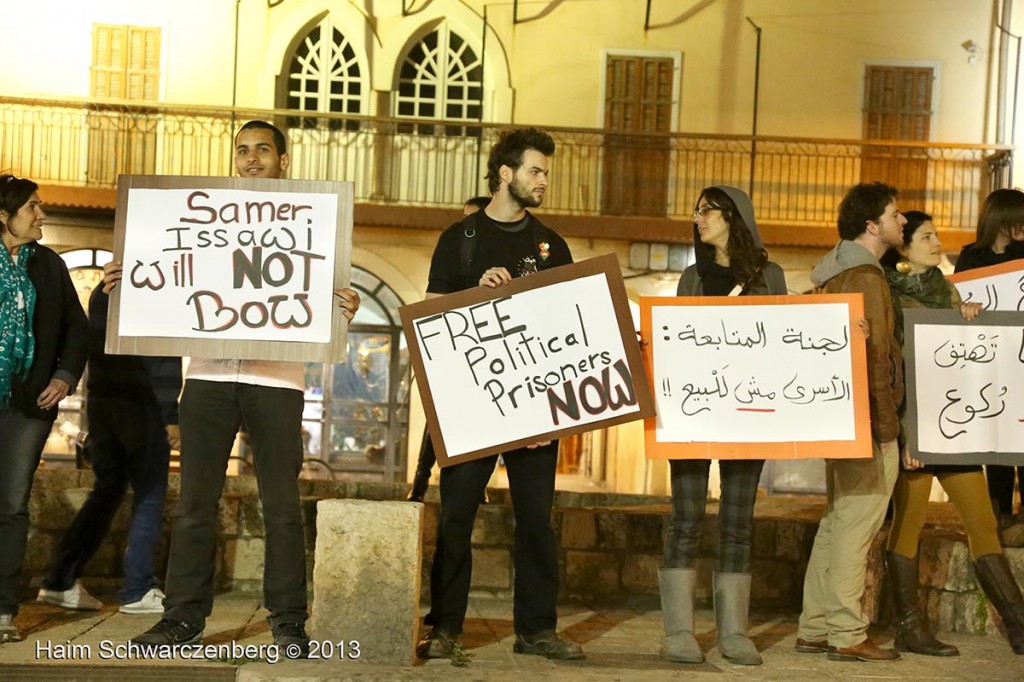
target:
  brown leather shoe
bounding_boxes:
[795,637,828,653]
[827,639,901,662]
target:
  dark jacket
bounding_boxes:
[86,287,182,426]
[811,240,903,443]
[10,245,89,422]
[953,240,1024,272]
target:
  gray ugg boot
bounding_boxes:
[658,568,704,663]
[713,571,763,665]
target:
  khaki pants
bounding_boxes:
[797,440,899,648]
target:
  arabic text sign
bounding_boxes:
[948,259,1024,311]
[905,309,1024,466]
[641,295,871,460]
[107,175,353,363]
[400,255,655,466]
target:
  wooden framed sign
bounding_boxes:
[640,294,872,460]
[904,308,1024,466]
[948,259,1024,311]
[400,253,655,467]
[107,175,353,362]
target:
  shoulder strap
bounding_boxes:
[459,211,482,288]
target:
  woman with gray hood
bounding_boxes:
[658,186,786,666]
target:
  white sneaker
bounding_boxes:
[0,613,22,643]
[119,588,165,614]
[36,581,103,610]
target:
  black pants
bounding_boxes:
[44,397,169,604]
[427,443,559,636]
[162,380,306,627]
[987,465,1023,517]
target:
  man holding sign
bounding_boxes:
[416,128,583,661]
[112,121,360,656]
[797,182,906,662]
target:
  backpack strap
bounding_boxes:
[458,211,481,289]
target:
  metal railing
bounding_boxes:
[0,95,1012,232]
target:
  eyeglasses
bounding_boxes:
[692,205,720,217]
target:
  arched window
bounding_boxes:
[301,266,410,481]
[286,19,364,130]
[395,26,483,134]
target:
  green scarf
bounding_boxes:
[0,243,37,407]
[886,266,952,346]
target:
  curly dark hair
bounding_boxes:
[485,128,555,194]
[696,187,768,291]
[837,181,899,240]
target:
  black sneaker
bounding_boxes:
[271,622,310,659]
[416,627,457,658]
[131,617,203,646]
[513,630,584,660]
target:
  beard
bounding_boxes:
[509,176,543,208]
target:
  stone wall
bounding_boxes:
[23,468,1024,636]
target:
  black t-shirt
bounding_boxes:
[427,210,573,294]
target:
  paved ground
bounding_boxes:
[0,591,1020,681]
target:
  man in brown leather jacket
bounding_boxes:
[796,182,907,663]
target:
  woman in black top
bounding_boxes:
[953,188,1024,528]
[0,175,88,643]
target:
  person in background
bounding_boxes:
[657,185,786,667]
[884,211,1023,656]
[796,182,906,662]
[37,284,182,616]
[0,175,89,643]
[407,196,491,504]
[953,188,1024,529]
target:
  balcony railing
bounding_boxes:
[0,95,1012,232]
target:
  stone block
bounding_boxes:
[223,537,265,581]
[471,505,514,546]
[218,495,241,535]
[621,553,660,595]
[560,510,597,549]
[81,542,119,577]
[751,519,775,558]
[238,496,264,536]
[29,488,91,530]
[596,512,628,550]
[749,559,797,604]
[627,513,664,553]
[470,548,510,589]
[774,521,808,562]
[311,499,423,665]
[22,529,58,574]
[564,551,619,596]
[32,468,83,490]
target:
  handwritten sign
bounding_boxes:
[904,308,1024,465]
[948,259,1024,311]
[640,295,871,459]
[107,175,353,363]
[400,254,655,466]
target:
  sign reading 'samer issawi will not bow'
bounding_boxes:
[107,175,353,363]
[400,254,655,466]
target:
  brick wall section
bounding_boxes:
[24,469,1024,635]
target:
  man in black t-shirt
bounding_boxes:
[416,128,583,661]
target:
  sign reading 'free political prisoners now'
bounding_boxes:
[640,295,872,460]
[400,254,655,466]
[905,309,1024,466]
[107,175,353,363]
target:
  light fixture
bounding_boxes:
[962,39,978,53]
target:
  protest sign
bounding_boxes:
[640,295,871,460]
[948,259,1024,311]
[904,308,1024,466]
[400,254,655,466]
[107,175,352,362]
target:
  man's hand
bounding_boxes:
[102,261,123,294]
[334,287,361,322]
[480,267,513,289]
[165,425,181,451]
[959,302,983,322]
[37,379,70,409]
[901,444,923,470]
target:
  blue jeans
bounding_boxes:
[0,407,52,616]
[44,398,169,604]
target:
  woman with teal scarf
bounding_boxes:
[0,175,88,643]
[882,210,1024,656]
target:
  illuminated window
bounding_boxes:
[395,26,482,134]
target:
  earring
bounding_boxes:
[896,258,912,274]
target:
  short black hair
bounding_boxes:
[237,120,287,155]
[485,128,555,194]
[0,174,39,231]
[880,210,931,269]
[837,181,899,240]
[464,196,490,211]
